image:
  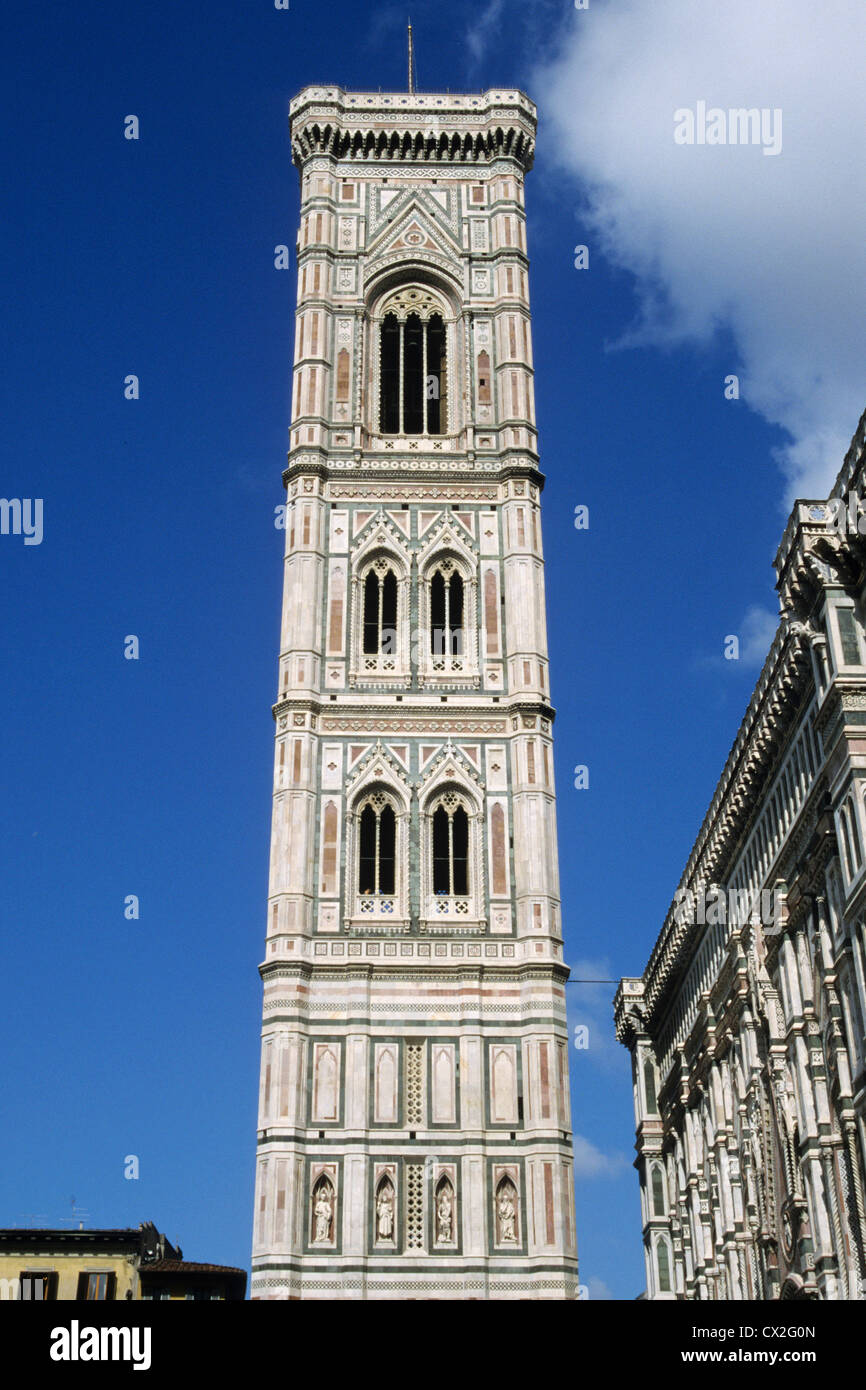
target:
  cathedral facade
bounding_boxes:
[616,409,866,1300]
[250,83,578,1300]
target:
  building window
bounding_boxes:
[430,566,464,657]
[363,564,398,655]
[651,1166,666,1217]
[421,785,484,927]
[432,796,469,896]
[347,785,409,927]
[359,795,396,896]
[419,552,477,683]
[837,607,862,666]
[76,1271,116,1300]
[848,799,863,871]
[643,1059,658,1114]
[656,1239,672,1293]
[20,1272,57,1300]
[377,287,448,436]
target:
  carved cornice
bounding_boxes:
[639,623,815,1029]
[614,979,648,1047]
[289,87,537,173]
[829,403,866,502]
[630,409,866,1040]
[259,959,569,986]
[283,454,544,491]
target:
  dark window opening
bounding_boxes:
[431,570,464,656]
[426,314,445,434]
[20,1272,58,1301]
[432,803,469,895]
[379,308,447,436]
[363,567,398,655]
[76,1271,116,1301]
[403,314,424,434]
[380,314,400,434]
[359,800,396,895]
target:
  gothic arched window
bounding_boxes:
[651,1165,666,1217]
[656,1237,672,1293]
[358,794,396,897]
[378,288,448,436]
[432,795,469,896]
[363,564,398,655]
[430,566,464,657]
[643,1059,658,1115]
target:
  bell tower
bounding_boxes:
[251,79,578,1300]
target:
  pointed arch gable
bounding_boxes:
[416,517,477,581]
[417,759,482,815]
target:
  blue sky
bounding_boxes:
[1,0,863,1300]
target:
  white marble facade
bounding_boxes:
[617,411,866,1300]
[250,85,578,1300]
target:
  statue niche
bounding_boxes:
[311,1174,335,1245]
[375,1175,395,1244]
[495,1176,519,1245]
[435,1175,455,1245]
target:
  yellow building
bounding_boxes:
[0,1223,245,1300]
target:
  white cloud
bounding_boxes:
[534,0,866,502]
[466,0,507,67]
[736,604,778,667]
[586,1275,616,1301]
[565,956,628,1073]
[572,1133,629,1179]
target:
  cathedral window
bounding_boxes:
[655,1238,672,1293]
[430,566,464,657]
[419,552,476,683]
[420,784,485,929]
[377,287,448,436]
[651,1165,666,1216]
[836,606,862,667]
[347,785,408,928]
[350,550,410,687]
[848,800,862,871]
[643,1059,658,1114]
[358,794,396,896]
[432,795,470,896]
[363,563,398,655]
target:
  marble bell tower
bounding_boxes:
[251,69,578,1300]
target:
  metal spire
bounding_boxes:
[408,19,415,95]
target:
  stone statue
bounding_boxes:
[436,1185,453,1243]
[497,1186,517,1243]
[377,1183,394,1241]
[313,1185,333,1243]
